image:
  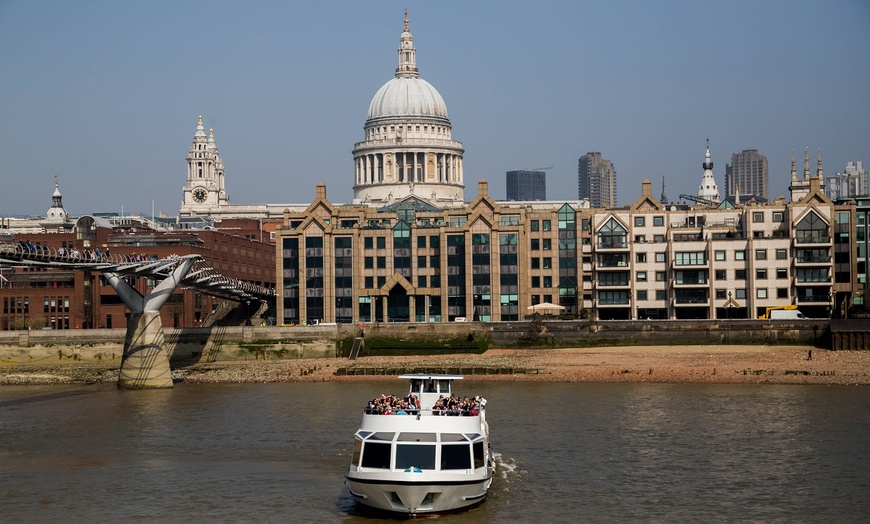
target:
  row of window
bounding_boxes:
[602,287,800,301]
[2,296,29,314]
[337,236,830,264]
[296,251,830,288]
[633,216,667,227]
[599,267,810,283]
[366,123,450,139]
[43,296,70,313]
[364,235,443,250]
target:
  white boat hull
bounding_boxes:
[346,473,493,515]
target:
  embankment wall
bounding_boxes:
[0,319,831,365]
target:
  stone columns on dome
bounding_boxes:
[355,151,467,188]
[352,148,464,201]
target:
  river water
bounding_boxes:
[1,381,868,523]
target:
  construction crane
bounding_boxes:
[522,166,553,171]
[679,194,718,206]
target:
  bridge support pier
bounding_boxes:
[106,258,195,390]
[119,311,173,389]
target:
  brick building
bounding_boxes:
[1,216,274,331]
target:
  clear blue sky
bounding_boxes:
[1,1,868,217]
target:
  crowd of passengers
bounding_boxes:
[365,393,486,416]
[12,242,178,263]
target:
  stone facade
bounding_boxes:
[275,176,857,325]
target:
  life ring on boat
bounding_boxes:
[404,466,422,473]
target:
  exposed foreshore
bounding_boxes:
[1,345,868,386]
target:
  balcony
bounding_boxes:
[795,256,831,264]
[797,294,831,303]
[597,290,630,306]
[711,232,747,240]
[597,297,630,306]
[674,277,708,286]
[674,290,709,305]
[674,297,710,305]
[795,277,831,284]
[597,239,628,250]
[596,254,629,270]
[596,261,629,270]
[596,280,630,287]
[672,233,705,242]
[794,235,831,245]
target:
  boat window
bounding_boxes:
[396,444,436,470]
[466,433,482,441]
[361,442,391,469]
[410,379,423,394]
[357,431,372,439]
[424,380,436,393]
[473,441,485,469]
[398,432,436,442]
[441,444,472,470]
[440,433,467,442]
[352,439,363,466]
[438,380,451,394]
[367,432,395,441]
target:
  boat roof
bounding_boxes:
[398,373,464,381]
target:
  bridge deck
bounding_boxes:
[0,242,274,302]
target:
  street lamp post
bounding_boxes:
[728,291,732,320]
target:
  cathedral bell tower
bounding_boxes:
[180,115,228,217]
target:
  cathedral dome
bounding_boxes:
[353,11,465,207]
[367,76,448,120]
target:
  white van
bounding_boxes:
[769,309,806,319]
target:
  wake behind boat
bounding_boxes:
[345,374,494,516]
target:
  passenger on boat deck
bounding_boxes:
[432,394,485,416]
[365,393,421,415]
[365,392,485,415]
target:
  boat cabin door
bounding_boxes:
[409,377,452,411]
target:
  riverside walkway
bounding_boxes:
[0,242,275,389]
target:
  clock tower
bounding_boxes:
[180,115,229,217]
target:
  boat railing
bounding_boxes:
[364,405,485,417]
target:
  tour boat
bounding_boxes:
[345,374,494,515]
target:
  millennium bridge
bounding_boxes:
[0,242,274,389]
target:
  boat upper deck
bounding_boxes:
[363,374,486,418]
